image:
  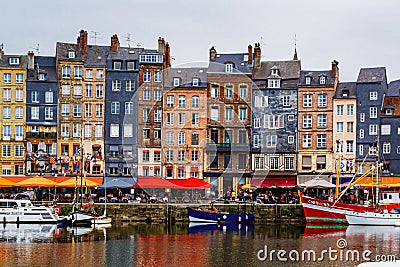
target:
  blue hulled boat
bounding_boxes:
[187,207,254,224]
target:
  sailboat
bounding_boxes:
[91,181,112,225]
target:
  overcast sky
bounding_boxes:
[2,0,400,82]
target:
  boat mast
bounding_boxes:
[375,137,379,207]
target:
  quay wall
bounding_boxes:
[60,203,305,224]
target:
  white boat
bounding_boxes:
[91,215,112,225]
[0,199,58,223]
[0,224,57,243]
[345,211,400,226]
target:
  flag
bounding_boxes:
[50,156,56,164]
[62,169,67,177]
[65,156,70,163]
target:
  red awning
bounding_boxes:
[251,177,297,188]
[167,178,213,189]
[134,177,175,189]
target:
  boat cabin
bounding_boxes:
[380,191,400,204]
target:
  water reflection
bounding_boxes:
[0,223,398,266]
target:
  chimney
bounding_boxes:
[158,37,165,54]
[110,34,120,52]
[209,46,217,60]
[27,51,35,70]
[0,46,4,60]
[77,30,88,57]
[254,43,261,69]
[164,42,171,68]
[248,44,253,65]
[331,60,339,80]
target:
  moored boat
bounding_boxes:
[345,210,400,226]
[0,199,58,224]
[187,207,254,224]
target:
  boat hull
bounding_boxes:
[346,212,400,226]
[187,208,253,224]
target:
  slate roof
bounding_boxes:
[27,56,57,82]
[299,70,334,85]
[85,45,109,66]
[388,79,400,96]
[108,46,141,61]
[253,60,301,80]
[382,96,400,116]
[208,53,253,74]
[357,67,386,83]
[0,54,28,68]
[164,67,207,88]
[334,82,357,98]
[56,42,84,60]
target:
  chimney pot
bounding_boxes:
[110,34,120,52]
[28,51,34,70]
[209,46,217,60]
[331,60,339,80]
[248,44,253,65]
[254,43,261,68]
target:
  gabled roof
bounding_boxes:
[0,54,28,68]
[299,70,334,85]
[208,53,252,74]
[357,67,386,83]
[85,45,109,66]
[253,60,301,80]
[56,42,84,60]
[334,82,357,98]
[388,79,400,96]
[164,67,207,89]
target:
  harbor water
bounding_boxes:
[0,223,398,267]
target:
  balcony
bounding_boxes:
[206,143,250,152]
[26,132,57,139]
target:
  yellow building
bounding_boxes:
[0,49,26,175]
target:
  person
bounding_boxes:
[183,191,190,203]
[231,190,236,201]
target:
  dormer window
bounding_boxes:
[268,79,280,88]
[38,74,45,81]
[9,57,19,65]
[192,78,199,86]
[173,78,180,87]
[113,61,122,70]
[68,51,75,59]
[225,63,233,73]
[305,77,311,85]
[271,66,279,75]
[342,90,349,97]
[319,76,326,84]
[385,109,393,115]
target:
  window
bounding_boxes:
[95,104,103,117]
[3,74,11,83]
[178,150,185,161]
[265,115,284,129]
[239,107,247,121]
[317,156,326,170]
[15,73,23,83]
[74,66,82,78]
[270,157,279,170]
[211,106,219,121]
[2,145,11,157]
[238,154,247,169]
[61,123,69,137]
[110,124,119,137]
[266,135,277,147]
[303,115,312,128]
[154,152,161,162]
[9,57,19,65]
[254,95,268,107]
[398,146,400,154]
[369,107,378,118]
[15,107,23,119]
[317,134,327,148]
[45,91,53,103]
[178,113,186,125]
[166,113,174,125]
[96,84,103,98]
[144,71,151,82]
[192,132,199,145]
[31,107,39,120]
[385,109,393,115]
[302,134,312,148]
[268,79,280,88]
[369,124,378,135]
[319,76,326,84]
[2,88,11,102]
[166,151,173,162]
[178,96,186,108]
[347,105,354,116]
[225,63,233,72]
[317,114,327,128]
[154,109,162,122]
[318,94,327,107]
[282,95,290,107]
[303,94,312,107]
[253,134,260,148]
[192,96,199,108]
[369,146,377,155]
[31,91,39,102]
[154,71,161,82]
[111,102,120,114]
[166,132,174,145]
[45,107,53,120]
[253,118,260,128]
[173,78,180,87]
[125,102,133,114]
[112,80,121,91]
[15,145,24,158]
[73,123,81,137]
[191,151,199,161]
[305,76,311,85]
[85,103,92,117]
[359,129,364,139]
[225,85,233,99]
[224,154,232,169]
[154,90,162,101]
[211,85,219,98]
[370,91,378,100]
[3,107,10,119]
[225,107,233,121]
[337,105,344,115]
[360,113,365,122]
[86,69,93,79]
[288,136,295,144]
[167,96,174,107]
[74,85,82,97]
[359,145,364,156]
[346,141,354,153]
[61,104,70,116]
[16,89,23,101]
[337,122,344,133]
[192,78,199,86]
[143,129,150,139]
[178,132,185,145]
[285,157,294,170]
[113,61,121,70]
[143,108,150,123]
[68,51,75,58]
[154,129,161,139]
[126,80,134,91]
[84,124,92,138]
[96,70,104,79]
[381,125,391,135]
[142,151,149,162]
[62,66,70,78]
[255,156,265,170]
[143,90,150,101]
[192,113,199,125]
[3,126,10,139]
[127,61,135,70]
[347,122,354,132]
[239,85,247,99]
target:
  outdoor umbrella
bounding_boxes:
[15,177,57,187]
[56,178,101,188]
[0,178,15,187]
[298,177,335,189]
[97,178,134,189]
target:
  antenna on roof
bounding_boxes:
[137,43,141,48]
[90,31,102,46]
[260,36,267,58]
[293,34,298,60]
[123,33,133,48]
[29,44,40,55]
